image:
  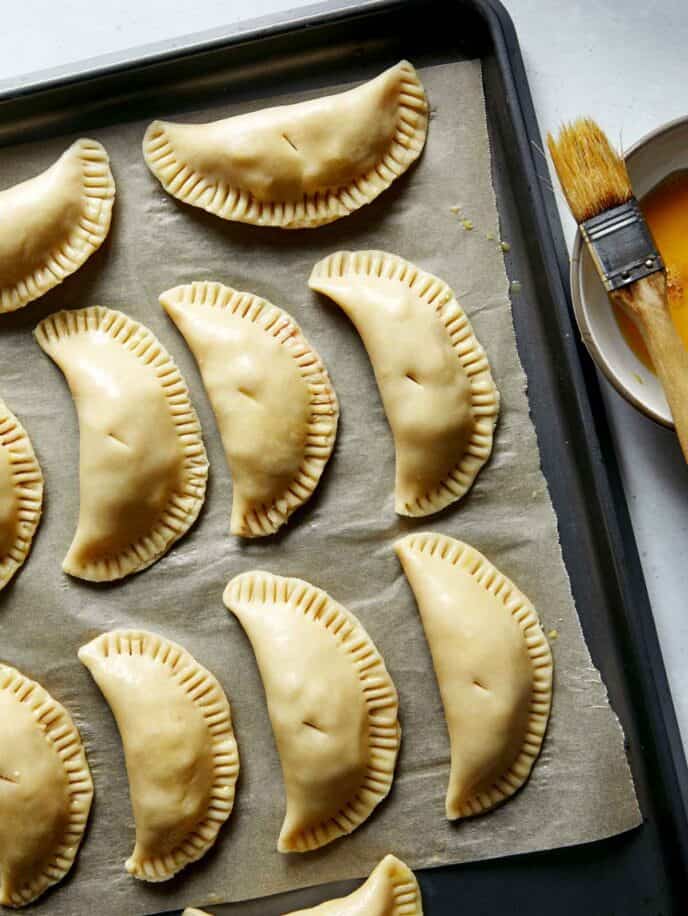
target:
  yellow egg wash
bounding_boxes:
[613,169,688,372]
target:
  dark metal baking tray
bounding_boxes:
[2,0,687,912]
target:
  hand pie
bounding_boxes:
[79,630,239,881]
[0,139,114,314]
[309,251,499,516]
[34,307,208,581]
[0,400,43,591]
[160,281,338,537]
[143,61,427,229]
[0,664,93,908]
[284,854,423,916]
[223,571,400,852]
[395,533,553,819]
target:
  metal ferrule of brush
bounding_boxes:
[580,198,664,292]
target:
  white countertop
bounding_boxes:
[2,0,687,756]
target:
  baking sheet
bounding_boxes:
[0,60,640,915]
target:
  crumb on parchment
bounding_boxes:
[510,280,522,294]
[632,372,645,385]
[548,629,559,641]
[450,209,510,244]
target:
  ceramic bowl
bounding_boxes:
[570,115,688,428]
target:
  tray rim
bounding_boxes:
[1,0,687,895]
[0,0,409,99]
[479,0,688,874]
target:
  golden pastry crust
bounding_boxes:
[224,571,400,852]
[0,139,114,313]
[0,400,43,591]
[395,533,553,819]
[34,307,208,581]
[160,281,338,537]
[143,61,427,229]
[182,909,213,916]
[309,251,499,516]
[79,630,239,882]
[0,665,93,908]
[284,854,423,916]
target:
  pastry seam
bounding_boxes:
[0,665,93,908]
[0,139,115,314]
[79,630,239,881]
[397,532,553,817]
[309,250,500,515]
[0,401,43,591]
[142,61,427,229]
[225,571,400,852]
[34,306,208,581]
[161,281,338,536]
[382,854,424,916]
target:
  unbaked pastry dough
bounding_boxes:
[285,854,422,916]
[34,307,208,581]
[309,251,499,516]
[143,61,427,229]
[0,139,114,313]
[395,533,553,819]
[79,630,239,881]
[0,400,43,591]
[223,571,400,852]
[160,281,338,536]
[0,664,93,908]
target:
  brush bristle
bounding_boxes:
[547,118,633,223]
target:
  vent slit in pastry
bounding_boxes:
[160,281,338,537]
[34,307,208,581]
[143,61,427,229]
[79,630,239,881]
[284,854,423,916]
[395,533,553,819]
[309,251,499,516]
[0,665,93,908]
[0,139,114,313]
[223,571,400,852]
[0,400,43,591]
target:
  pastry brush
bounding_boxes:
[548,118,688,461]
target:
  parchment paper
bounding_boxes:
[0,60,640,915]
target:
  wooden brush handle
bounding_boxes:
[612,272,688,461]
